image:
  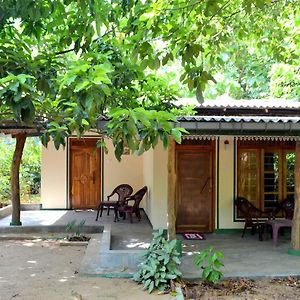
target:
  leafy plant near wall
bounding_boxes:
[194,246,224,284]
[133,229,182,293]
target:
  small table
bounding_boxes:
[266,219,293,246]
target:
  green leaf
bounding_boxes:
[196,85,204,103]
[202,268,211,280]
[171,128,182,144]
[81,119,89,126]
[74,80,90,92]
[161,132,169,149]
[115,142,124,161]
[100,84,111,96]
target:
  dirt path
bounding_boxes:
[0,239,172,300]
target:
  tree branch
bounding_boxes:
[54,47,76,56]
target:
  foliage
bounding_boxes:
[0,137,41,203]
[0,0,300,158]
[133,229,182,293]
[194,246,224,284]
[270,64,300,99]
[106,108,188,160]
[204,51,271,99]
[0,1,190,158]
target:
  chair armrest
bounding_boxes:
[117,199,135,208]
[107,192,116,201]
[124,198,135,204]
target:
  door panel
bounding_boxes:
[70,139,101,209]
[176,146,214,232]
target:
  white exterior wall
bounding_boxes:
[143,149,153,219]
[151,142,168,229]
[41,142,67,208]
[218,136,243,229]
[41,137,144,209]
[142,141,168,229]
[103,139,144,205]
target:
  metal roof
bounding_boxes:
[177,115,300,123]
[176,115,300,136]
[177,97,300,109]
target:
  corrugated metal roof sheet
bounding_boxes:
[177,115,300,123]
[177,97,300,109]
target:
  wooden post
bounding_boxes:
[290,140,300,254]
[10,133,26,226]
[167,138,176,240]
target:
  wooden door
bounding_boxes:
[69,139,101,209]
[176,145,214,232]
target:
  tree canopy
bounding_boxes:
[0,0,299,158]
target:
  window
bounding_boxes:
[237,140,295,213]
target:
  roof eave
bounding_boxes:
[175,121,300,136]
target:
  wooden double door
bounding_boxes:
[69,138,101,209]
[176,143,215,232]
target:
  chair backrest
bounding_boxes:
[235,197,254,222]
[275,198,295,219]
[235,196,267,222]
[109,184,133,203]
[131,186,148,210]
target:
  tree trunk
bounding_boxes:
[10,134,26,226]
[291,140,300,250]
[167,138,176,240]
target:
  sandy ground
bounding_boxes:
[1,239,300,300]
[0,239,172,300]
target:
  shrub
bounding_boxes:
[0,137,41,203]
[133,229,182,293]
[194,246,224,284]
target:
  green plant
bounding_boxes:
[133,229,182,293]
[0,137,41,204]
[76,220,86,237]
[194,246,224,284]
[65,219,86,238]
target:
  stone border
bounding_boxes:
[0,225,103,234]
[21,203,42,211]
[0,205,12,219]
[59,240,90,246]
[79,224,144,277]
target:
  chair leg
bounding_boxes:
[258,224,264,241]
[129,212,133,223]
[96,205,101,221]
[107,206,110,215]
[136,210,141,221]
[242,224,247,237]
[273,225,279,247]
[114,207,119,222]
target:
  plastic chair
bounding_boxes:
[95,184,133,221]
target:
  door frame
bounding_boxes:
[175,142,216,232]
[68,137,102,209]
